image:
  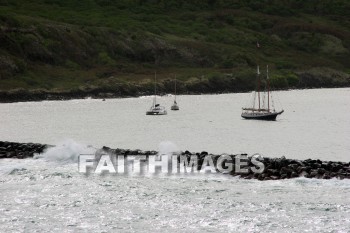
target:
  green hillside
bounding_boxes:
[0,0,350,100]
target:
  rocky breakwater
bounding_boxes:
[235,156,350,181]
[1,141,350,180]
[0,141,48,159]
[100,147,350,180]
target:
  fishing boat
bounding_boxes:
[146,72,167,115]
[241,65,283,120]
[171,75,179,111]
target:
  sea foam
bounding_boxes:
[158,141,180,155]
[33,139,96,163]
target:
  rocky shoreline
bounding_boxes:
[1,88,255,103]
[1,83,350,104]
[1,141,349,180]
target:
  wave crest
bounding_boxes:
[34,139,96,163]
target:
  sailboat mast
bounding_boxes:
[154,71,157,106]
[267,65,270,112]
[174,74,177,102]
[257,65,260,110]
[256,41,261,111]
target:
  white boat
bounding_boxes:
[146,104,167,115]
[171,75,179,111]
[241,65,283,121]
[146,72,167,115]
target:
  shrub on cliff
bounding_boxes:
[270,75,288,89]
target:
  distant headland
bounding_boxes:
[1,1,350,103]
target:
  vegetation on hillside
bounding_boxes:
[0,0,349,100]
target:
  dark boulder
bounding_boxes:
[311,163,321,169]
[310,171,318,178]
[280,174,288,179]
[258,174,266,181]
[288,164,299,171]
[280,167,292,176]
[6,151,16,158]
[102,146,111,152]
[317,168,326,175]
[184,150,191,155]
[266,169,279,176]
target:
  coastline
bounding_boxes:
[1,141,349,181]
[1,85,349,104]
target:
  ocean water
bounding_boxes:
[0,88,350,232]
[1,156,350,232]
[1,88,350,161]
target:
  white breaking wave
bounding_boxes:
[158,141,180,155]
[0,163,25,175]
[33,139,96,163]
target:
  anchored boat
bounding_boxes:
[241,65,283,121]
[146,72,167,115]
[171,75,179,111]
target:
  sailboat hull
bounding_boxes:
[146,109,167,115]
[146,112,167,115]
[171,105,179,111]
[146,110,167,115]
[241,110,284,121]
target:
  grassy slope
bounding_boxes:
[0,0,350,95]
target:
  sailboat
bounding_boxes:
[241,65,284,120]
[171,75,179,111]
[146,72,167,115]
